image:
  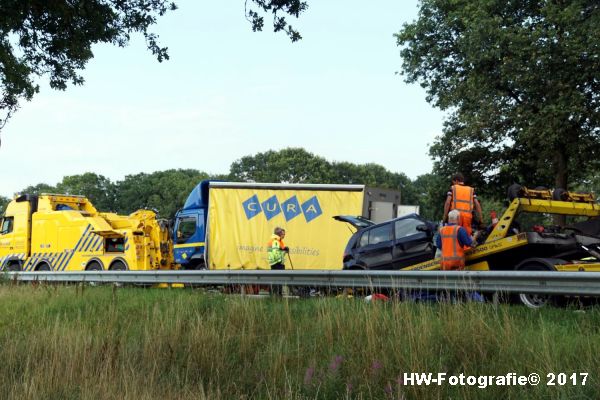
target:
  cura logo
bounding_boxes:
[242,195,323,222]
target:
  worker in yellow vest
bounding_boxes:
[267,227,289,270]
[443,172,483,236]
[267,227,289,296]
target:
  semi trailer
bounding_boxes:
[173,181,401,270]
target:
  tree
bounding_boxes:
[245,0,308,42]
[329,161,416,202]
[229,147,419,205]
[229,148,332,183]
[410,173,447,221]
[396,0,600,197]
[115,169,208,218]
[56,173,116,211]
[0,1,307,140]
[19,183,58,195]
[0,196,9,213]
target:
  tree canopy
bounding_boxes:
[229,148,332,184]
[229,148,417,203]
[396,0,600,195]
[0,196,8,213]
[2,148,438,217]
[9,170,209,218]
[57,173,116,212]
[0,1,307,140]
[115,169,209,218]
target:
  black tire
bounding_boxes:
[4,262,22,271]
[514,258,563,309]
[36,262,52,271]
[185,260,206,270]
[86,261,103,271]
[507,184,524,202]
[517,291,552,309]
[110,260,127,271]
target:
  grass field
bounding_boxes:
[0,284,597,399]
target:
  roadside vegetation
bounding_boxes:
[0,284,597,399]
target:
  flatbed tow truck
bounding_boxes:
[403,186,600,307]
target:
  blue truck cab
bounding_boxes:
[173,180,210,269]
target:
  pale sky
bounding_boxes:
[0,1,444,197]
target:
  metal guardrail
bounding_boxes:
[4,270,600,296]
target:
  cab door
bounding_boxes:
[1,197,34,269]
[0,216,15,263]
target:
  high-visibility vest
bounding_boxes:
[440,225,466,270]
[451,184,474,212]
[267,235,286,266]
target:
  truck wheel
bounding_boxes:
[515,258,563,309]
[36,262,52,271]
[518,292,551,309]
[86,261,103,271]
[110,260,127,271]
[186,260,206,270]
[4,261,22,271]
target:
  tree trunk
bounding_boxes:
[554,150,568,226]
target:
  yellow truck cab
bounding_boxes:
[0,194,174,272]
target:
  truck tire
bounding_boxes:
[35,262,52,271]
[514,258,563,309]
[4,261,22,271]
[86,261,103,271]
[186,260,206,270]
[109,260,127,271]
[84,261,104,286]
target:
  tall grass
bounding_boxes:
[0,284,597,399]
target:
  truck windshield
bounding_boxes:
[176,216,196,244]
[0,216,13,235]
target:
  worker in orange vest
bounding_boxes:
[443,172,484,236]
[436,209,476,270]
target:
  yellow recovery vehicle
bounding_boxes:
[0,194,174,272]
[401,186,600,306]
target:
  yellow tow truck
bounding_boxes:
[0,193,174,272]
[403,186,600,306]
